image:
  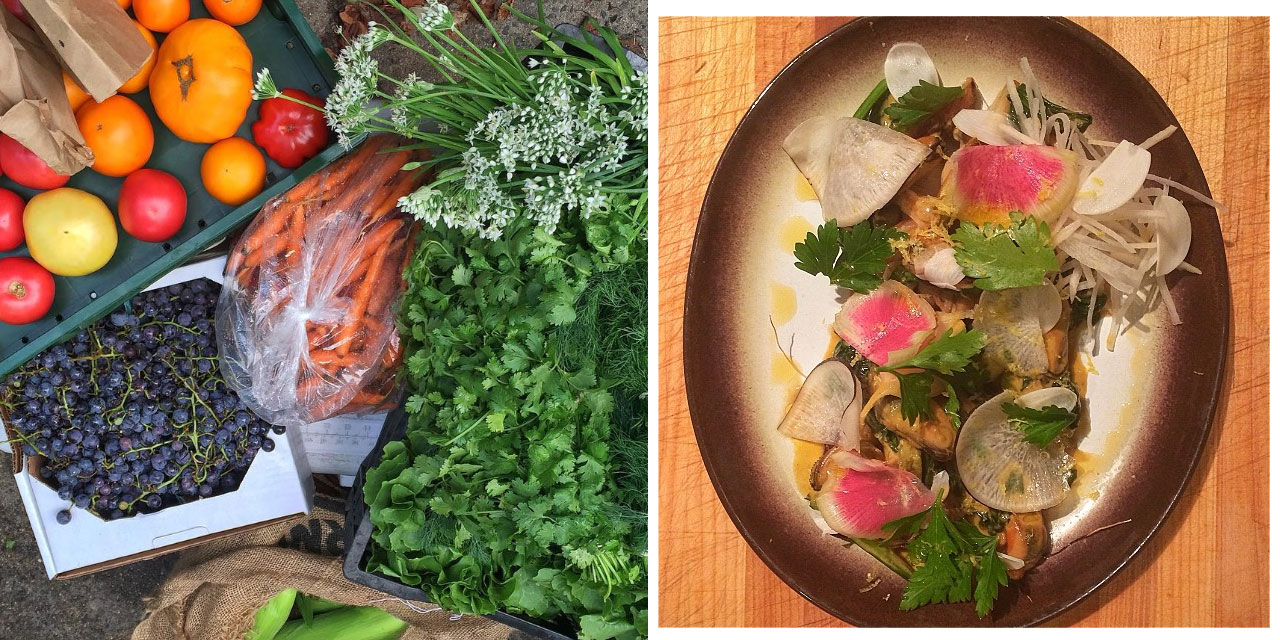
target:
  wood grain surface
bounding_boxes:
[657,16,1269,627]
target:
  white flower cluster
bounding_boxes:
[251,68,280,100]
[413,0,454,32]
[391,73,434,137]
[400,68,647,240]
[619,71,648,142]
[325,25,392,147]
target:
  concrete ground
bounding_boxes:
[0,2,645,639]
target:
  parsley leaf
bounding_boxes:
[879,329,987,376]
[884,81,965,132]
[892,494,1009,616]
[793,220,904,293]
[889,371,934,424]
[951,215,1060,290]
[1003,402,1078,447]
[972,533,1009,617]
[940,379,962,430]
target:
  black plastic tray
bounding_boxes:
[342,408,575,640]
[0,0,354,377]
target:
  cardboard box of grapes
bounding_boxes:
[2,256,314,578]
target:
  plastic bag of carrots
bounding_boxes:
[215,135,426,427]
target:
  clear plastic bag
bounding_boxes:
[216,136,422,427]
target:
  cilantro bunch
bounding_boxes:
[365,197,647,638]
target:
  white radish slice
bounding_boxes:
[972,284,1059,377]
[952,109,1037,146]
[815,451,936,539]
[1016,386,1078,412]
[838,385,865,452]
[910,245,965,290]
[784,116,930,226]
[955,391,1074,513]
[778,360,861,450]
[1073,140,1152,215]
[998,552,1026,570]
[1153,194,1192,276]
[884,42,940,99]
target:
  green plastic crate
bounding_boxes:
[0,0,352,377]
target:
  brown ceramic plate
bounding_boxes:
[684,17,1229,627]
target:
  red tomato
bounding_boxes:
[251,89,329,168]
[0,187,24,251]
[0,257,55,325]
[118,169,187,242]
[0,135,70,190]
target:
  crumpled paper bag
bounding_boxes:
[19,0,150,101]
[0,8,92,176]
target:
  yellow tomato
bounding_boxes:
[23,188,118,277]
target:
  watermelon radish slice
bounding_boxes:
[941,145,1079,225]
[833,280,936,367]
[815,451,939,539]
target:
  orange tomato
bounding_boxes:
[116,0,132,9]
[77,96,155,178]
[201,137,265,205]
[62,71,90,112]
[203,0,261,26]
[133,0,189,33]
[118,21,158,94]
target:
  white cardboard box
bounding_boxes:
[4,256,315,578]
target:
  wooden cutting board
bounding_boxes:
[657,16,1269,627]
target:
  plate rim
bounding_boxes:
[682,15,1231,627]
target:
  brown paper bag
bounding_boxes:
[19,0,150,101]
[0,9,92,175]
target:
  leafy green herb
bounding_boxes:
[951,215,1059,290]
[940,379,962,430]
[1011,82,1093,133]
[1003,402,1078,447]
[854,79,890,121]
[884,81,964,132]
[883,494,1008,617]
[890,372,934,424]
[879,329,987,376]
[793,220,904,293]
[355,5,649,635]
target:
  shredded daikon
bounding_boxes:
[1000,61,1223,351]
[1139,125,1178,149]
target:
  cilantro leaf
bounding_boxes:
[1003,401,1078,447]
[884,81,964,132]
[793,220,903,293]
[879,329,987,376]
[951,216,1060,290]
[890,371,934,424]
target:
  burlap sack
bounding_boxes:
[132,494,512,640]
